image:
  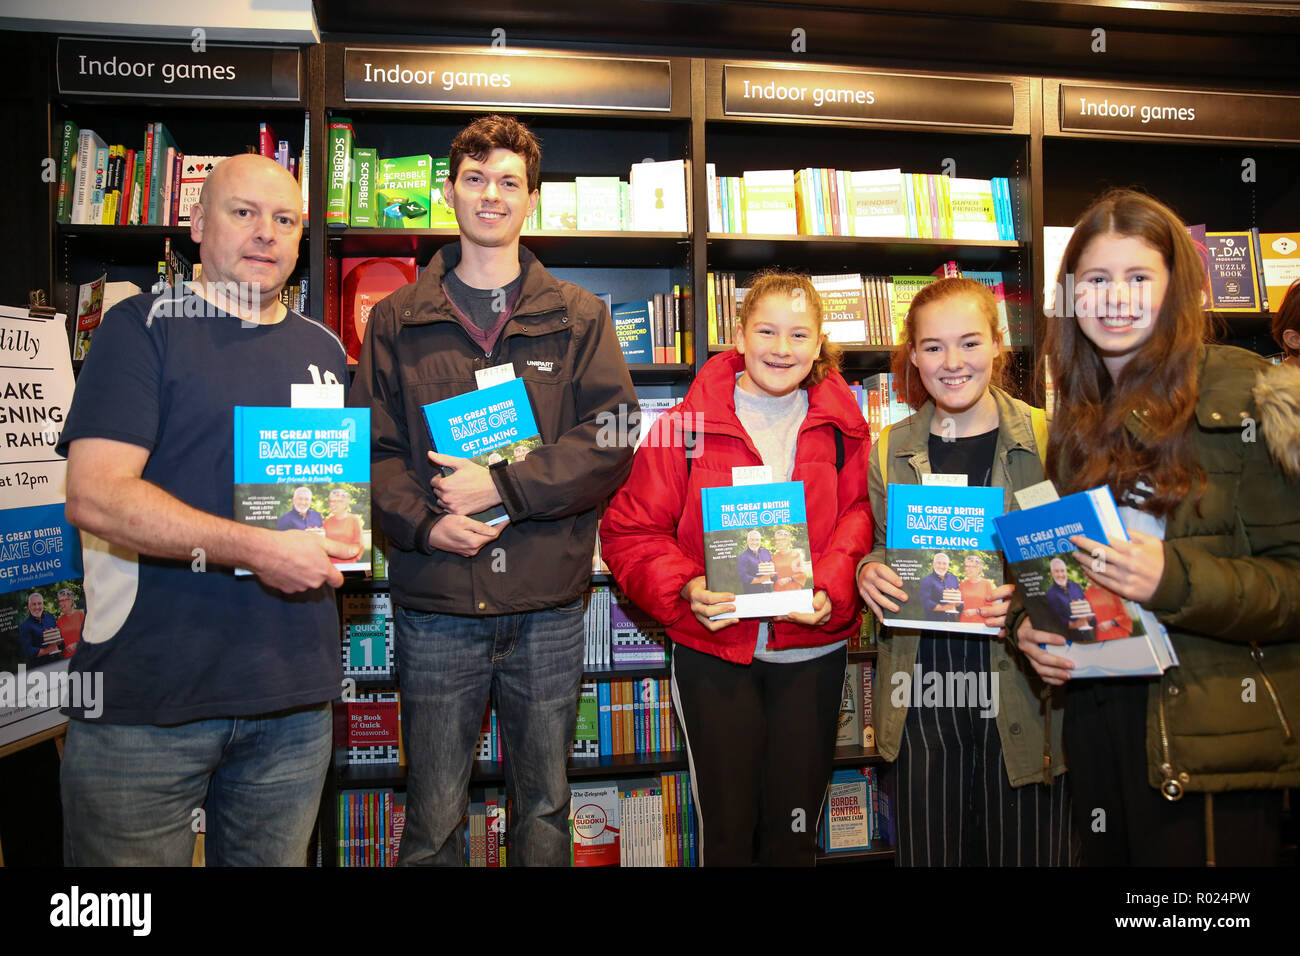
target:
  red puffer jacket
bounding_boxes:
[600,349,872,664]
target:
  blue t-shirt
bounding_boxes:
[57,288,348,724]
[277,508,323,531]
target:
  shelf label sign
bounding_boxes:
[722,65,1014,128]
[344,48,672,111]
[57,37,301,101]
[1060,85,1300,142]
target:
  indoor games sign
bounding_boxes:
[57,37,302,101]
[1060,84,1300,143]
[344,47,672,111]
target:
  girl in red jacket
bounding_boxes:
[600,272,871,866]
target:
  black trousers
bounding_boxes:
[1064,678,1282,866]
[896,634,1072,866]
[670,642,846,866]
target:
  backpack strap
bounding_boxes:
[1030,406,1049,470]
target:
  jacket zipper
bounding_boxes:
[1157,686,1183,801]
[1250,642,1295,742]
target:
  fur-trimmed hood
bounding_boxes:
[1254,360,1300,480]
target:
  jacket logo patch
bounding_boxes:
[526,360,556,374]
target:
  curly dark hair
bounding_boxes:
[448,114,542,193]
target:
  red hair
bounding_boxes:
[890,277,1006,410]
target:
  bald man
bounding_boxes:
[57,154,353,866]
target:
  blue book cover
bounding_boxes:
[883,484,1004,634]
[822,768,872,852]
[0,503,85,672]
[701,480,813,619]
[232,406,372,573]
[993,486,1166,678]
[611,301,653,364]
[420,377,541,527]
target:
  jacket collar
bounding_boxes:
[885,385,1035,461]
[1126,344,1258,442]
[678,349,869,440]
[403,242,568,330]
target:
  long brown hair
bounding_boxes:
[1044,188,1207,516]
[736,271,843,388]
[890,277,1006,410]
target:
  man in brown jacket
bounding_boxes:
[350,115,636,866]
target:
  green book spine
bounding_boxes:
[428,157,458,227]
[350,147,378,227]
[55,121,79,223]
[326,117,354,228]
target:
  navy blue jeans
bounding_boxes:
[394,599,585,866]
[61,702,331,866]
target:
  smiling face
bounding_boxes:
[328,489,350,516]
[932,553,950,576]
[28,593,43,618]
[773,529,793,552]
[1072,231,1168,380]
[964,555,984,580]
[1050,558,1069,587]
[292,487,313,515]
[191,154,302,310]
[910,293,997,419]
[443,147,538,251]
[58,591,73,613]
[735,293,822,399]
[746,530,763,552]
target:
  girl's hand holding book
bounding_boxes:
[681,576,739,632]
[856,562,907,619]
[1016,616,1075,686]
[978,582,1016,636]
[1070,530,1165,604]
[774,589,831,627]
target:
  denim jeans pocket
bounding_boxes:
[553,596,584,615]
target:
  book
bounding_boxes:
[948,178,1000,241]
[811,273,869,343]
[55,120,80,223]
[232,406,373,573]
[573,682,599,757]
[993,486,1174,678]
[628,159,688,232]
[148,123,176,226]
[883,484,1005,634]
[961,270,1014,343]
[342,591,394,678]
[1204,231,1262,311]
[575,177,622,230]
[72,273,106,361]
[1258,232,1300,311]
[742,169,797,234]
[340,256,417,365]
[349,148,379,228]
[850,168,906,237]
[428,157,458,227]
[888,276,936,344]
[570,783,621,866]
[420,377,542,527]
[701,480,814,619]
[326,117,354,227]
[377,154,433,228]
[176,156,225,227]
[610,300,653,363]
[539,181,577,230]
[835,662,862,747]
[821,769,872,852]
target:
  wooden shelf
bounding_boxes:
[832,744,884,766]
[329,228,689,266]
[628,363,695,384]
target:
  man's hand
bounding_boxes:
[429,451,503,517]
[681,576,739,633]
[248,530,349,592]
[428,514,502,557]
[1016,616,1074,686]
[775,589,832,627]
[1071,531,1165,604]
[857,561,907,619]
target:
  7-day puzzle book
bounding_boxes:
[233,406,372,573]
[993,486,1175,678]
[701,480,813,619]
[884,484,1004,634]
[420,377,542,527]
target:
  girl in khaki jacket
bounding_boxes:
[1019,189,1300,866]
[857,277,1068,866]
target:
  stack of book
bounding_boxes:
[608,286,694,364]
[569,772,699,867]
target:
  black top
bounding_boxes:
[928,427,999,488]
[444,268,523,331]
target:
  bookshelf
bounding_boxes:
[38,25,1300,869]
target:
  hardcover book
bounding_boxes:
[377,155,432,228]
[883,484,1004,634]
[420,376,542,527]
[1205,231,1263,311]
[993,487,1172,679]
[701,480,814,619]
[326,117,354,227]
[232,406,373,574]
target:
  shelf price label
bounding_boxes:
[343,48,672,111]
[1060,84,1300,143]
[57,37,301,101]
[722,65,1014,129]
